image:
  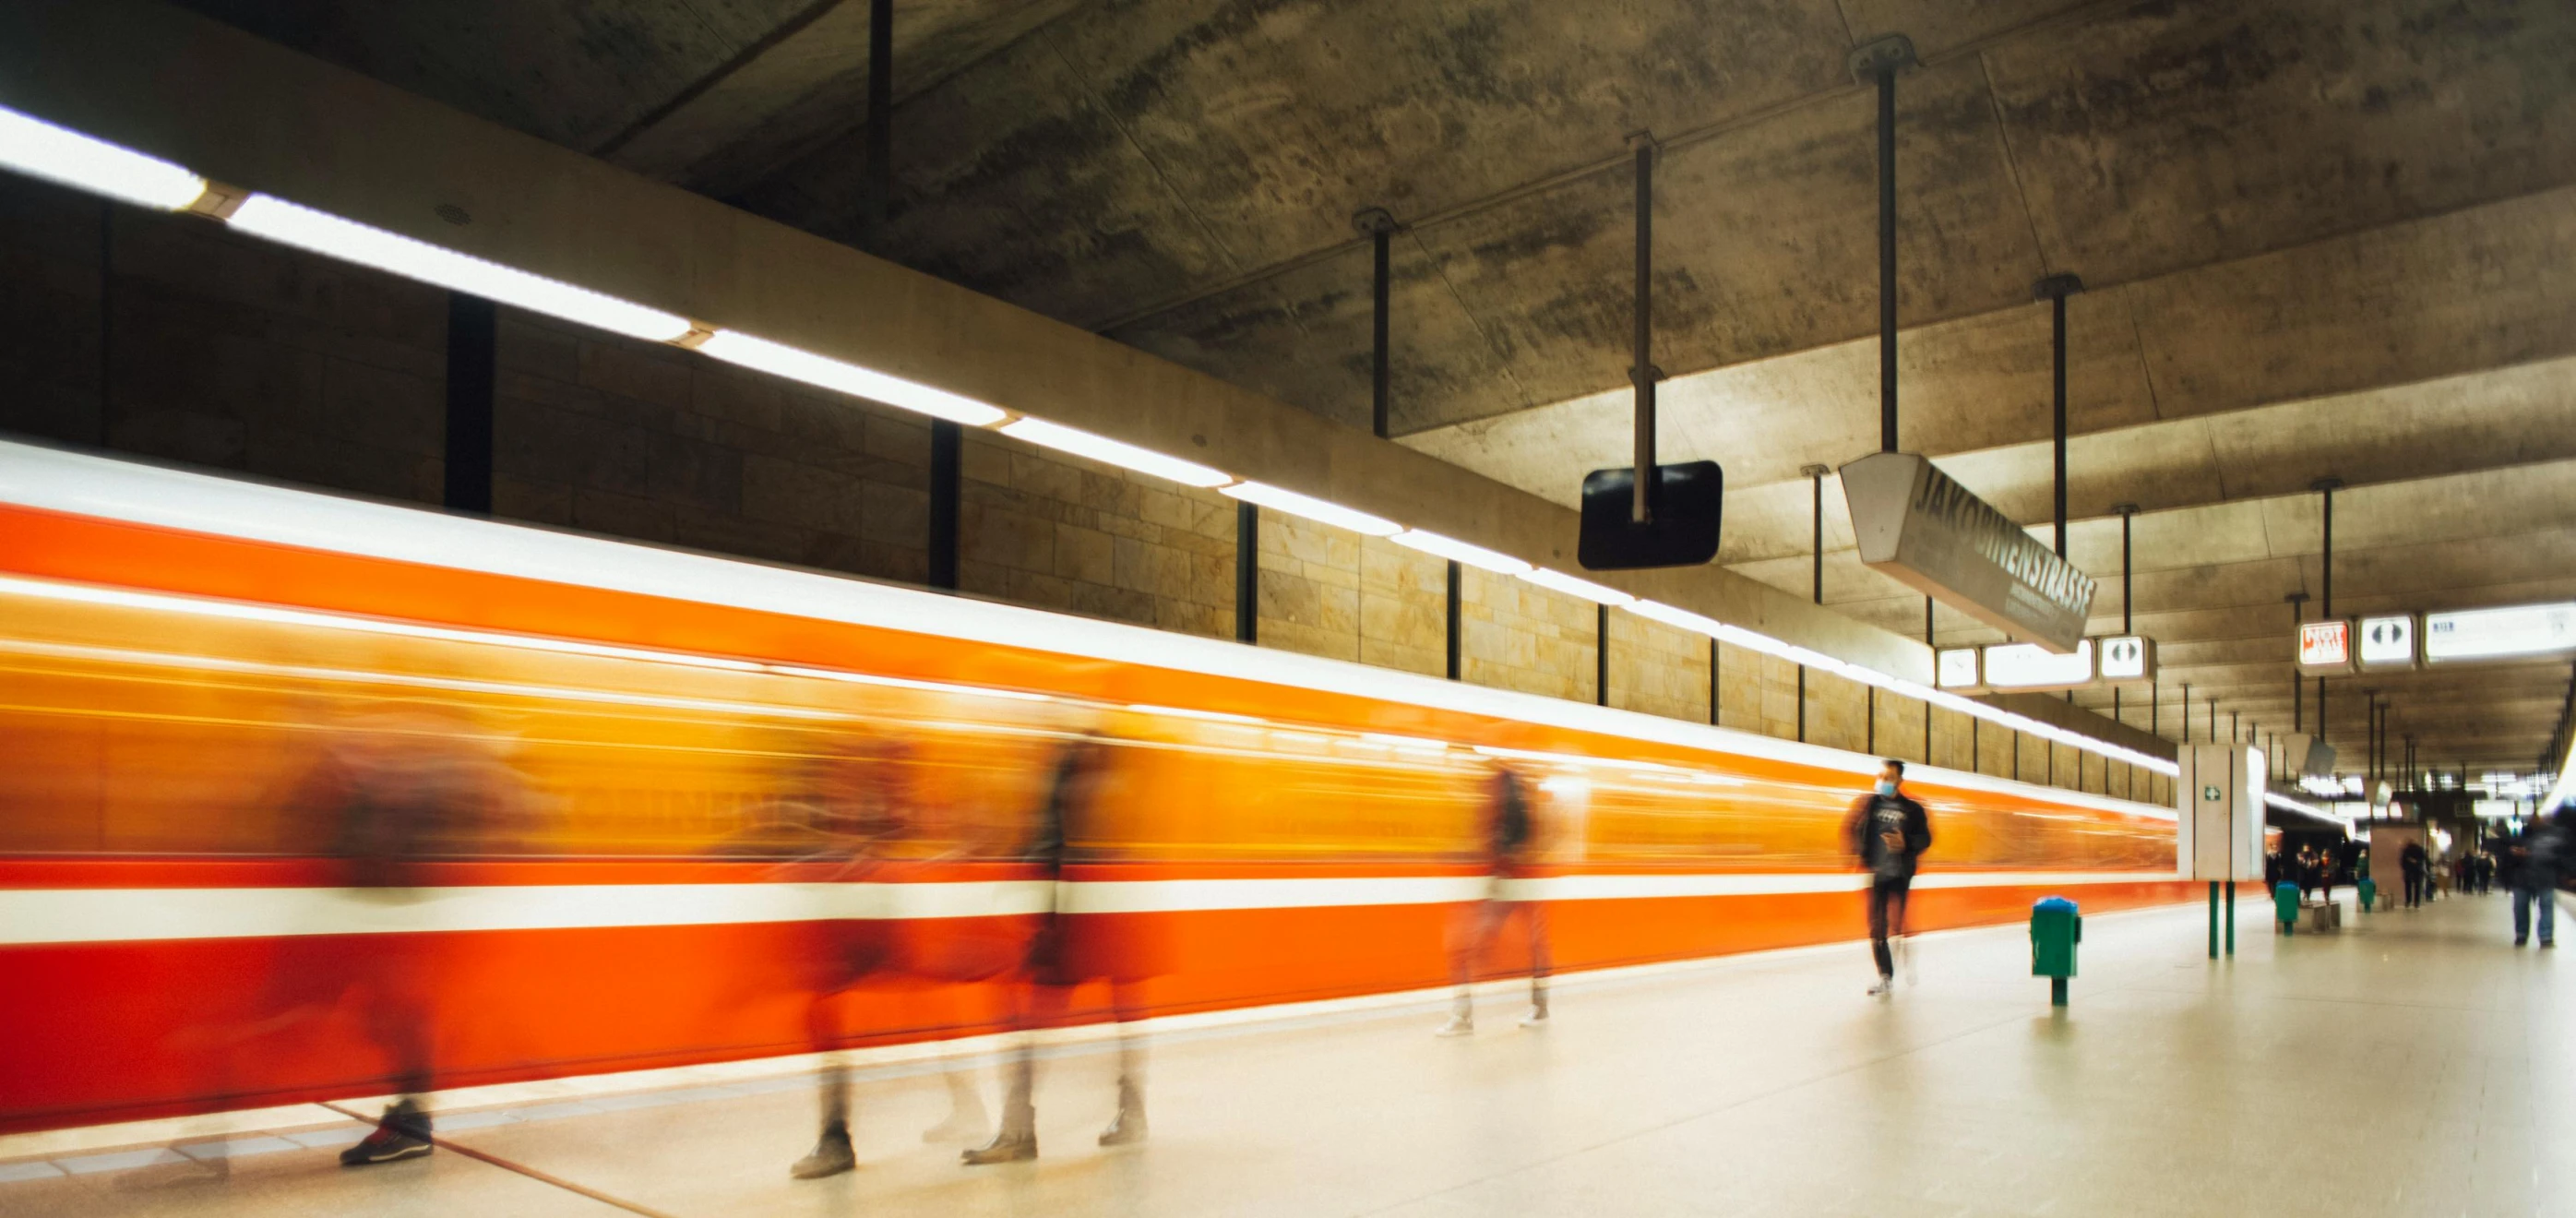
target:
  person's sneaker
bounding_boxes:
[1866,975,1893,997]
[1518,1007,1549,1030]
[339,1103,433,1166]
[960,1129,1036,1165]
[1097,1103,1147,1147]
[2544,939,2557,949]
[1433,1013,1474,1037]
[2517,937,2529,947]
[790,1124,855,1179]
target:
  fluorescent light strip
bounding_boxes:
[1519,568,1634,606]
[2265,792,2353,832]
[695,330,1007,427]
[999,418,1232,488]
[224,196,693,342]
[1391,530,1532,575]
[0,105,207,209]
[1221,481,1400,536]
[2544,726,2576,815]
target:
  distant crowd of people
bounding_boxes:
[2261,815,2569,949]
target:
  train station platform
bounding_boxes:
[6,890,2569,1218]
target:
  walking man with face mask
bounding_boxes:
[1846,759,1931,997]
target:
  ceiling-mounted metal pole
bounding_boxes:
[2314,476,2343,618]
[1628,132,1659,523]
[863,0,893,245]
[2034,275,2083,555]
[1846,35,1914,452]
[2286,591,2309,730]
[1354,208,1396,440]
[2113,502,2136,633]
[1804,464,1830,605]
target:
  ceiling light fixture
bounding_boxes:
[226,195,696,341]
[1519,568,1635,606]
[1000,418,1232,487]
[1221,481,1401,536]
[1392,531,1532,575]
[695,330,1008,426]
[0,104,207,209]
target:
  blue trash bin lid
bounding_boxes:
[2033,896,2077,914]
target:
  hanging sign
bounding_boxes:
[1982,639,2095,691]
[1935,647,1981,691]
[2423,602,2576,664]
[1840,451,2094,652]
[2295,619,2354,675]
[2097,635,2156,684]
[2356,614,2417,671]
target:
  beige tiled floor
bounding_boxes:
[17,890,2572,1216]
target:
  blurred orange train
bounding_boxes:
[0,440,2187,1134]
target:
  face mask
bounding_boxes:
[1875,781,1898,796]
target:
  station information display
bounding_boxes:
[2424,602,2576,664]
[1982,639,2095,691]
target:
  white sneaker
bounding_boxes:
[1434,1014,1474,1037]
[1518,1008,1549,1030]
[1866,976,1892,997]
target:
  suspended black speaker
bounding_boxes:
[1578,460,1723,570]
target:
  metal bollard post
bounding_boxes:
[2031,896,2080,1007]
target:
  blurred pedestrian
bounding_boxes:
[1435,761,1547,1036]
[2510,814,2565,949]
[783,737,908,1180]
[2401,839,2427,909]
[965,734,1151,1164]
[1846,759,1931,997]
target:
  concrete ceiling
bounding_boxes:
[161,0,2576,779]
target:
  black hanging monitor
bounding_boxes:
[1577,460,1723,570]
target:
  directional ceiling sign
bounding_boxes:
[2357,614,2417,671]
[2097,635,2156,684]
[1982,639,2095,692]
[1840,452,2094,652]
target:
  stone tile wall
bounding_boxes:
[0,177,2165,806]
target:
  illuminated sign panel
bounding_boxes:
[2097,635,2155,683]
[2356,614,2416,670]
[2296,619,2354,675]
[2424,602,2576,664]
[1935,648,1981,690]
[1982,639,2095,691]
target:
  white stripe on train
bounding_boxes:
[0,872,2181,946]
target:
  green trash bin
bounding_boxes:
[2031,896,2080,1007]
[2358,877,2377,913]
[2274,882,2302,934]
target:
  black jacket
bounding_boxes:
[1847,791,1931,881]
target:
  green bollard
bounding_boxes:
[2032,896,2080,1007]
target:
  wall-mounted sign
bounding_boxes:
[1982,639,2095,691]
[1840,452,2095,652]
[2096,635,2156,683]
[2296,619,2354,675]
[2356,614,2417,670]
[2424,602,2576,664]
[1935,648,1980,690]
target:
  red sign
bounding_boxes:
[2297,619,2353,673]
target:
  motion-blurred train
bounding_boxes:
[0,439,2186,1134]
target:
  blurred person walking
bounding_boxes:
[1846,759,1931,997]
[2401,839,2427,909]
[965,734,1153,1164]
[1435,761,1548,1036]
[2509,814,2565,949]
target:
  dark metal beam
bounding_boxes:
[443,293,495,514]
[926,420,959,590]
[1235,501,1258,643]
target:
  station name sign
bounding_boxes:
[1841,452,2095,652]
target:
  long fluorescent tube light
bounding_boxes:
[226,195,695,342]
[999,418,1232,488]
[2544,726,2576,814]
[696,330,1008,427]
[1221,481,1400,536]
[1520,568,1634,606]
[1391,531,1532,575]
[0,105,207,209]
